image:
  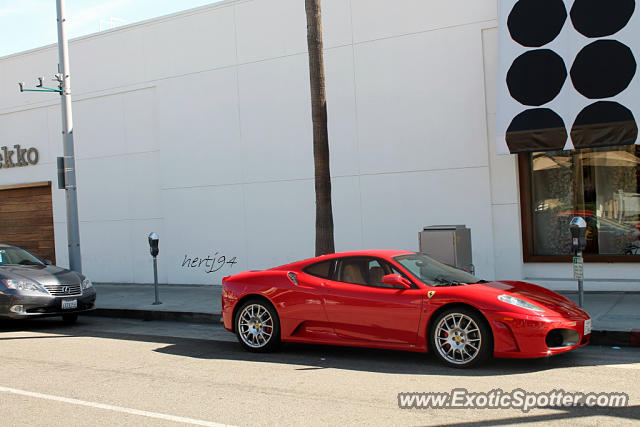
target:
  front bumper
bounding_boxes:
[487,311,591,358]
[0,287,97,319]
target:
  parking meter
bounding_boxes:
[148,232,159,257]
[569,217,586,308]
[569,217,587,254]
[148,233,161,305]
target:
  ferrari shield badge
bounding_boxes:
[427,291,436,299]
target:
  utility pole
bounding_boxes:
[57,0,82,273]
[18,1,82,272]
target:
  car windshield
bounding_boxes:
[393,253,481,286]
[0,247,44,266]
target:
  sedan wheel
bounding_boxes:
[431,308,491,368]
[235,300,280,352]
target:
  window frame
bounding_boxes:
[518,153,640,263]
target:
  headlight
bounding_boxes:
[2,279,48,294]
[498,294,544,312]
[82,278,93,290]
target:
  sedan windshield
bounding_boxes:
[393,253,481,286]
[0,247,44,266]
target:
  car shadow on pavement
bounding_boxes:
[1,317,638,377]
[151,340,640,377]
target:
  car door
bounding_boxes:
[285,259,335,336]
[322,257,423,345]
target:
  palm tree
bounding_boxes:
[305,0,335,256]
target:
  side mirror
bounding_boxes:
[43,260,52,265]
[382,274,412,289]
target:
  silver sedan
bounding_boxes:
[0,244,96,323]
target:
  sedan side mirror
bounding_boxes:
[382,274,412,289]
[43,260,52,265]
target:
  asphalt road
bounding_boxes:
[0,316,638,427]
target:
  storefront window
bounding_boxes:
[526,146,640,258]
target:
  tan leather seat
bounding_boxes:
[343,263,366,284]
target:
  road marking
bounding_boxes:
[0,385,234,427]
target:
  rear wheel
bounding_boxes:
[62,314,78,325]
[430,307,491,368]
[234,299,281,352]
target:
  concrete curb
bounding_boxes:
[87,309,640,347]
[590,330,640,348]
[87,308,222,324]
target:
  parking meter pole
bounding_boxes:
[152,256,161,305]
[576,249,584,308]
[148,232,161,305]
[570,217,586,309]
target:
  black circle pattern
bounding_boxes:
[570,40,637,99]
[507,109,568,153]
[571,0,636,38]
[505,0,638,153]
[571,101,638,148]
[508,0,567,47]
[507,50,567,106]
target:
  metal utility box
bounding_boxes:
[419,225,474,274]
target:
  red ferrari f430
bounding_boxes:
[222,250,591,368]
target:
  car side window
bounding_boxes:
[373,260,412,288]
[367,259,386,286]
[337,258,369,285]
[388,264,406,278]
[303,260,334,279]
[336,257,403,288]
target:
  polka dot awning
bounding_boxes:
[497,0,639,154]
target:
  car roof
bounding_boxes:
[270,250,415,271]
[322,249,414,259]
[0,243,17,249]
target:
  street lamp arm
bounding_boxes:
[19,87,63,93]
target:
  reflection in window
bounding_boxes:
[530,146,640,256]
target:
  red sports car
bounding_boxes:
[221,250,591,368]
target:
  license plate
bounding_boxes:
[61,299,77,310]
[584,319,592,335]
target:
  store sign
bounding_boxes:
[0,145,39,169]
[497,0,639,154]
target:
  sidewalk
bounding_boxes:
[91,284,640,346]
[561,291,640,347]
[92,283,222,323]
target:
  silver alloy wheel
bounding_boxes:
[434,313,482,365]
[238,303,274,348]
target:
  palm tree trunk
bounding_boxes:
[305,0,335,256]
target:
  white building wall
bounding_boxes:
[0,0,637,290]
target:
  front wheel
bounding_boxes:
[234,299,281,352]
[430,308,491,368]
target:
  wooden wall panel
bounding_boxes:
[0,182,56,263]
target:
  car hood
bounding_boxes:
[0,265,82,286]
[478,280,588,318]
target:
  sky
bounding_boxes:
[0,0,223,57]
